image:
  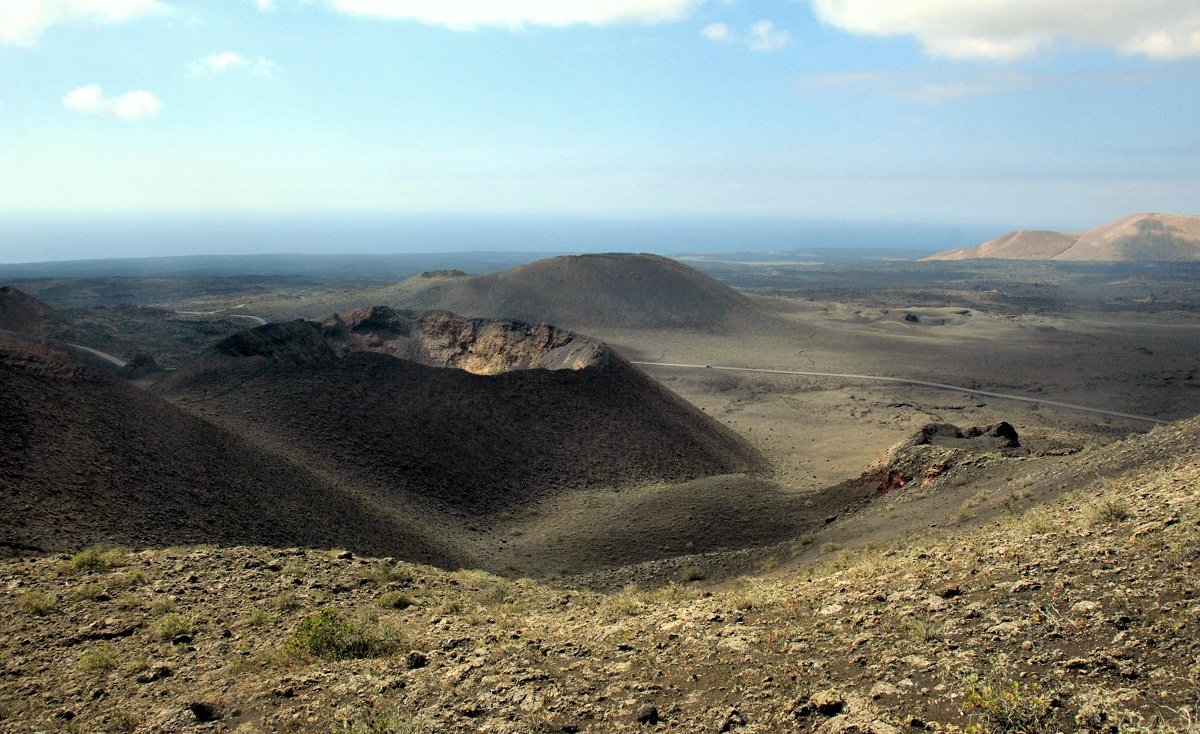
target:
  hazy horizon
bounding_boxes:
[0,213,1007,265]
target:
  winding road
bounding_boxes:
[67,343,127,368]
[175,304,267,325]
[631,361,1168,426]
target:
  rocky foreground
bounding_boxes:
[2,445,1198,733]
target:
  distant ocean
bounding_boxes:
[0,213,1001,265]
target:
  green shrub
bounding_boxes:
[680,566,706,582]
[70,583,106,601]
[1087,498,1131,526]
[962,674,1052,733]
[244,608,272,627]
[79,643,120,672]
[67,545,130,574]
[377,592,415,610]
[290,609,398,660]
[360,560,413,587]
[152,613,194,641]
[819,541,842,555]
[16,591,56,616]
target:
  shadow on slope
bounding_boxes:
[0,338,456,564]
[157,317,764,521]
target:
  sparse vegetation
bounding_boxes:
[1088,497,1131,526]
[79,643,120,673]
[377,592,415,610]
[244,608,272,627]
[360,560,414,587]
[70,582,106,601]
[961,673,1053,733]
[152,612,194,642]
[289,609,400,660]
[680,565,706,582]
[16,591,56,616]
[65,545,130,574]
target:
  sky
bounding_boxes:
[1,0,1199,233]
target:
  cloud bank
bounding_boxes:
[810,0,1200,60]
[0,0,167,46]
[63,84,162,120]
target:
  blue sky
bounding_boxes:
[2,1,1198,230]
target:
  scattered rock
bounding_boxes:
[405,651,428,669]
[188,701,219,723]
[719,708,747,731]
[797,690,847,718]
[135,665,172,684]
[636,704,660,725]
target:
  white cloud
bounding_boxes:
[63,84,162,121]
[701,19,790,51]
[700,22,731,42]
[0,0,167,46]
[746,20,789,51]
[188,52,281,78]
[810,0,1200,61]
[255,0,702,28]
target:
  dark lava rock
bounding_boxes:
[636,704,660,725]
[189,701,219,723]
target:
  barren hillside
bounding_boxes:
[2,414,1196,733]
[375,253,770,330]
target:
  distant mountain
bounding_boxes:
[925,213,1200,262]
[377,253,768,330]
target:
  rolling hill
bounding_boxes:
[925,212,1200,261]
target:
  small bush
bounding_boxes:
[1088,498,1131,526]
[600,586,643,618]
[962,674,1052,733]
[79,643,120,672]
[67,545,130,574]
[16,591,57,616]
[680,566,706,582]
[152,613,194,641]
[361,560,413,587]
[819,541,842,555]
[377,592,415,610]
[70,583,106,602]
[272,592,303,612]
[244,608,272,627]
[290,609,399,660]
